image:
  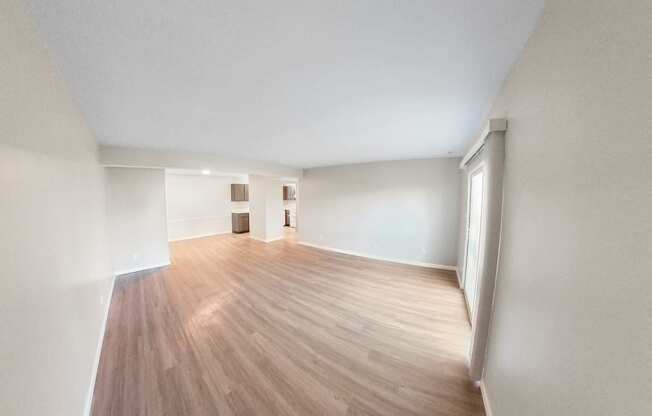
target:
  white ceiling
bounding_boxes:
[27,0,543,168]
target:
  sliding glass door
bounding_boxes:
[464,167,485,322]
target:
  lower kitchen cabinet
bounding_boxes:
[232,212,249,233]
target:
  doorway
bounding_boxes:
[463,166,485,322]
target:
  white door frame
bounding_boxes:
[458,119,507,382]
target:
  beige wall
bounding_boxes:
[106,168,170,275]
[299,158,461,267]
[482,1,652,415]
[0,1,113,415]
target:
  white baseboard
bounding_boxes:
[297,241,457,271]
[480,380,493,416]
[84,273,117,416]
[250,235,284,243]
[114,261,171,277]
[168,230,231,242]
[456,268,463,288]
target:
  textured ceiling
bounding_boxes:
[27,0,544,168]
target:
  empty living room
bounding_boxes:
[2,1,651,415]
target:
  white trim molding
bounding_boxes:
[166,215,226,224]
[114,262,171,277]
[83,273,117,416]
[460,118,508,168]
[168,230,231,242]
[298,241,457,271]
[480,380,494,416]
[250,235,285,243]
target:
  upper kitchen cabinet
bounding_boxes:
[231,184,249,201]
[283,185,296,201]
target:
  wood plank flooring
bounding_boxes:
[91,230,485,416]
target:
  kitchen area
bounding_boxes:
[282,184,297,228]
[231,182,297,234]
[230,183,250,233]
[164,170,298,243]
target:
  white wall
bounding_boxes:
[266,179,284,239]
[249,175,284,242]
[299,158,461,267]
[99,145,302,179]
[0,1,113,415]
[166,173,248,241]
[106,168,170,275]
[481,1,652,415]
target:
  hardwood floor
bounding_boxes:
[91,230,485,416]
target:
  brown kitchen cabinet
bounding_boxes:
[231,184,249,201]
[232,212,249,233]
